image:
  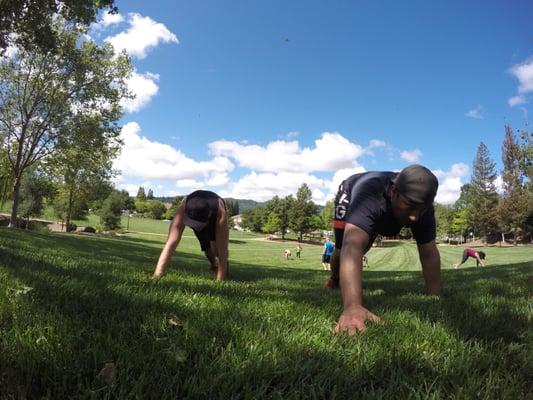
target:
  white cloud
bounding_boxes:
[209,132,364,173]
[105,13,178,59]
[466,105,484,119]
[93,12,124,29]
[508,95,526,107]
[218,171,329,203]
[494,175,504,194]
[508,58,533,107]
[400,149,422,163]
[114,122,234,181]
[433,163,469,205]
[121,71,159,113]
[368,139,386,148]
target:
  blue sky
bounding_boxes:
[89,0,533,204]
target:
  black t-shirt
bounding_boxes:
[339,171,436,248]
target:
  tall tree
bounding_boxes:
[468,142,499,242]
[0,0,117,53]
[0,22,131,227]
[497,126,530,244]
[289,183,317,241]
[147,188,154,200]
[136,186,146,201]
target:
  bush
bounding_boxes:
[99,191,125,230]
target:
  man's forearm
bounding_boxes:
[340,246,364,310]
[422,254,441,295]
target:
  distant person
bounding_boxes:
[284,249,292,260]
[322,239,335,270]
[326,165,441,334]
[453,248,486,268]
[153,190,229,281]
[296,244,302,259]
[362,255,369,268]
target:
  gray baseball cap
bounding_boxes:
[393,164,438,205]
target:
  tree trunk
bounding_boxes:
[8,176,22,228]
[513,229,517,246]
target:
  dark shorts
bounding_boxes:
[193,223,216,251]
[322,254,331,263]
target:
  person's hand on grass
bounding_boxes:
[334,305,383,335]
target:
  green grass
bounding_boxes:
[0,228,532,399]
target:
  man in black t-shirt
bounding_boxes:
[327,165,442,335]
[153,190,229,281]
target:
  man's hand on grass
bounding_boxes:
[334,305,383,335]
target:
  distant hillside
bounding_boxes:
[154,196,264,213]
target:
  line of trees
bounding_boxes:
[435,127,532,244]
[240,183,330,241]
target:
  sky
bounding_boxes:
[87,0,533,205]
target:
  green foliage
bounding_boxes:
[262,212,281,234]
[0,20,132,227]
[0,0,117,52]
[225,198,240,217]
[289,184,317,241]
[241,206,266,232]
[147,200,167,220]
[164,195,184,219]
[147,188,154,200]
[99,190,124,230]
[136,186,147,201]
[0,229,532,398]
[18,168,54,221]
[320,200,335,231]
[498,127,531,243]
[434,203,454,239]
[469,142,499,239]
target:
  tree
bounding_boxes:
[120,190,135,212]
[0,22,131,227]
[434,203,453,240]
[147,200,166,220]
[468,142,499,242]
[18,167,54,228]
[241,207,265,232]
[262,212,281,234]
[99,190,124,230]
[320,199,335,231]
[497,127,529,244]
[0,0,117,53]
[289,184,317,241]
[50,100,123,230]
[147,188,154,200]
[136,186,146,201]
[165,195,184,219]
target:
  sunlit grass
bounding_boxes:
[0,227,531,398]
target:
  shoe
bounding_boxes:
[324,278,339,289]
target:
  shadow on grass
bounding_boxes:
[1,228,532,398]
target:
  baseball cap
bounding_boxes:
[183,196,212,230]
[393,164,438,205]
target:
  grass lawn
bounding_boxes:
[0,227,532,399]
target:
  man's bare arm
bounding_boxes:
[153,200,186,277]
[417,240,441,295]
[335,223,382,334]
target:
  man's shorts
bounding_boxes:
[193,223,216,251]
[322,254,331,263]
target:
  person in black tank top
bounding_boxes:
[328,165,442,335]
[153,190,229,281]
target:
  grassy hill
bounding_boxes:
[0,228,532,398]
